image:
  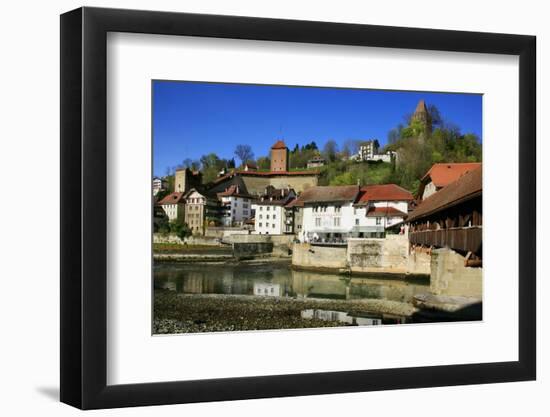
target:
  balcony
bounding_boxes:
[409,226,482,255]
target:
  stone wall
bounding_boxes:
[430,248,482,298]
[292,236,431,276]
[233,242,274,259]
[347,236,410,274]
[407,247,432,275]
[292,243,348,270]
[224,234,294,245]
[153,233,222,246]
[241,174,318,194]
[205,227,251,238]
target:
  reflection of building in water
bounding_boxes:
[301,309,382,326]
[254,282,282,297]
[161,281,177,292]
[291,270,349,300]
[181,271,219,294]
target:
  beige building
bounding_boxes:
[183,188,222,235]
[157,192,186,222]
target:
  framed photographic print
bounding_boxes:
[60,6,536,409]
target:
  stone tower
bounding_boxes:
[174,168,202,193]
[411,99,432,136]
[270,140,289,172]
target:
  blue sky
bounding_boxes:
[153,81,482,177]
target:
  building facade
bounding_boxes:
[307,156,326,169]
[252,186,296,235]
[270,140,289,172]
[183,188,221,235]
[411,99,433,137]
[152,177,168,196]
[352,184,413,237]
[417,162,482,200]
[217,185,255,227]
[175,168,202,193]
[295,184,413,242]
[157,192,186,222]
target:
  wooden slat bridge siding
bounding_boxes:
[409,226,482,255]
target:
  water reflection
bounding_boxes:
[301,309,406,326]
[154,262,429,303]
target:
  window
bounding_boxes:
[243,210,248,215]
[272,224,275,228]
[376,217,382,225]
[273,215,276,220]
[266,223,270,228]
[259,214,262,219]
[355,219,359,226]
[266,215,270,219]
[334,217,341,227]
[315,218,321,227]
[259,206,263,211]
[335,205,341,213]
[267,206,270,211]
[259,223,262,227]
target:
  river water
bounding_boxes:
[154,261,431,329]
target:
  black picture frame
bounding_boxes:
[60,6,536,410]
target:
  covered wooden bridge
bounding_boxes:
[407,166,482,265]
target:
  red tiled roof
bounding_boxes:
[366,206,408,217]
[216,185,254,199]
[355,184,414,205]
[407,166,482,223]
[296,185,360,204]
[421,163,481,188]
[157,192,185,205]
[271,140,287,149]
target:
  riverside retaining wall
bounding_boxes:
[430,248,482,298]
[153,233,222,246]
[292,236,432,276]
[347,236,409,274]
[292,244,348,271]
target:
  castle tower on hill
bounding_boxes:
[270,140,289,172]
[411,99,433,136]
[174,168,202,193]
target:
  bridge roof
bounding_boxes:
[407,166,482,223]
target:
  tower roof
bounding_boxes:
[271,140,287,149]
[414,99,429,115]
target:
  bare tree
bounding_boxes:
[234,144,254,165]
[322,140,339,162]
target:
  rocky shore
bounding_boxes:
[153,290,418,334]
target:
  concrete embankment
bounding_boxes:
[292,236,429,276]
[153,233,293,262]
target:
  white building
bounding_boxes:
[352,184,413,237]
[216,185,255,227]
[252,186,296,235]
[152,177,167,196]
[297,185,360,242]
[349,140,395,163]
[296,184,413,242]
[157,192,186,222]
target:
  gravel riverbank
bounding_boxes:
[153,290,418,334]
